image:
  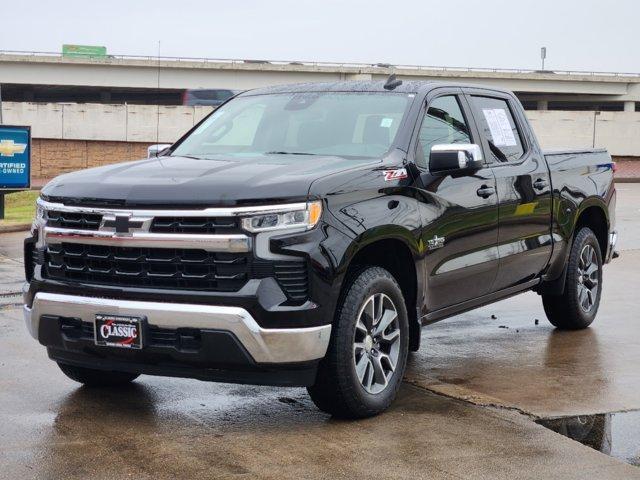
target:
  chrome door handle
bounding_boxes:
[533,178,549,190]
[476,185,495,198]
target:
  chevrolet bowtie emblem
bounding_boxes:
[0,139,27,157]
[101,214,146,235]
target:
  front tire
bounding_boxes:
[542,227,603,330]
[57,363,139,387]
[307,267,409,418]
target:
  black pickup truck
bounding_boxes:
[24,79,617,418]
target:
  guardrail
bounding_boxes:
[1,50,639,78]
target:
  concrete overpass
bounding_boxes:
[1,51,640,110]
[2,51,639,179]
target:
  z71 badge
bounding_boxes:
[383,168,408,181]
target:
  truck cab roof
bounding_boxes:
[240,80,514,97]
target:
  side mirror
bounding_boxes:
[429,144,484,175]
[147,144,172,158]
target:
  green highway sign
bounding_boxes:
[62,44,107,58]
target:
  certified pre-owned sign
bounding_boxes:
[0,125,31,190]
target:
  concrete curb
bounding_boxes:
[0,291,21,298]
[0,223,31,234]
[403,374,536,418]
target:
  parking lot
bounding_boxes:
[1,184,639,480]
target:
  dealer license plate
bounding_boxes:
[94,314,144,349]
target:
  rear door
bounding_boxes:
[411,88,500,311]
[464,89,552,290]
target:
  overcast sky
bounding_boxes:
[4,0,638,72]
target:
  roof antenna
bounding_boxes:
[383,74,402,90]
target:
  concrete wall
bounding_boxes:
[2,102,213,144]
[526,111,640,156]
[526,111,598,151]
[3,102,640,160]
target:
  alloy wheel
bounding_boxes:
[353,293,401,394]
[577,244,599,312]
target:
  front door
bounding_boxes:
[411,89,500,313]
[465,90,553,290]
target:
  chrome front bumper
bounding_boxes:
[23,291,331,364]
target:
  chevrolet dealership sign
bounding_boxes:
[0,126,31,190]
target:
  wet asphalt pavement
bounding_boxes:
[1,185,639,479]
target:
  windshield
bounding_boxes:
[172,92,412,159]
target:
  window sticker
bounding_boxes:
[482,108,517,147]
[380,117,394,128]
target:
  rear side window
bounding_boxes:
[471,96,524,162]
[416,95,471,168]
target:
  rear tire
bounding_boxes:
[57,363,139,387]
[542,227,603,330]
[307,267,409,418]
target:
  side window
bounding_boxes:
[416,95,471,168]
[471,96,525,163]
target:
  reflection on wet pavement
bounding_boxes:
[538,411,640,467]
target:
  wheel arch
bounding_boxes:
[538,197,609,296]
[339,229,422,352]
[573,201,609,259]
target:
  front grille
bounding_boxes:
[150,216,241,234]
[45,211,242,235]
[45,243,250,291]
[43,243,308,301]
[46,210,102,231]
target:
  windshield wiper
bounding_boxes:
[264,151,317,156]
[170,154,203,160]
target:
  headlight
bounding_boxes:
[241,201,322,233]
[31,199,46,235]
[35,200,45,223]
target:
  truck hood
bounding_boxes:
[42,154,378,207]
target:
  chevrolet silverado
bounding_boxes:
[24,79,617,418]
